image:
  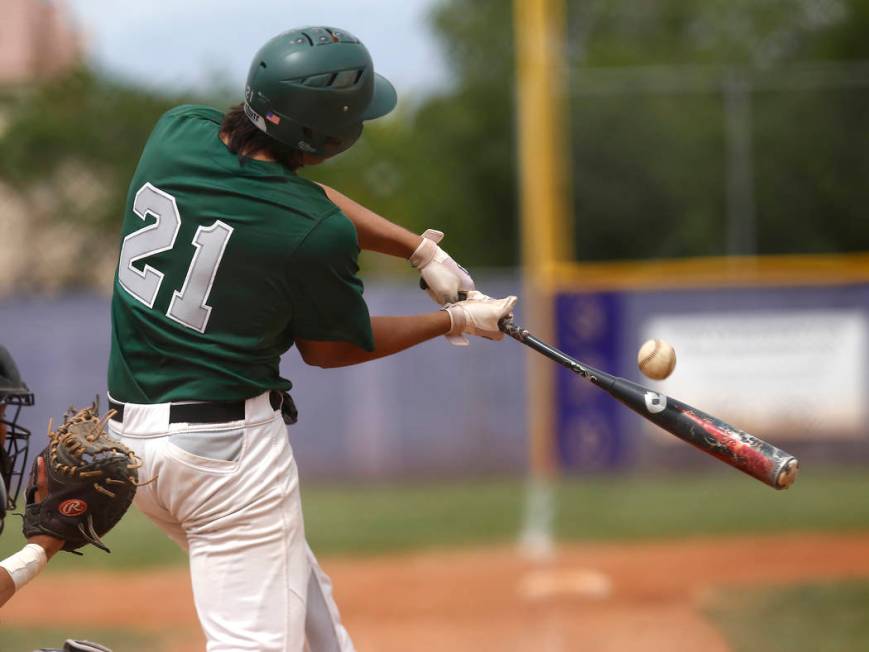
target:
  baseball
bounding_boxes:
[637,339,676,380]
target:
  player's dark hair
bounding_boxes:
[221,104,305,170]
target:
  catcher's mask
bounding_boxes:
[0,345,34,533]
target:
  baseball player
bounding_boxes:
[105,26,517,652]
[0,349,126,652]
[0,345,62,609]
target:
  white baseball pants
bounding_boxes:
[108,391,355,652]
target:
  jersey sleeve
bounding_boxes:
[288,210,374,351]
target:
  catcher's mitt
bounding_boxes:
[23,402,142,553]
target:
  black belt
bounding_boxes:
[108,398,245,424]
[108,391,297,425]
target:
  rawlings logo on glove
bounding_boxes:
[22,402,144,554]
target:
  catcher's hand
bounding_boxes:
[23,402,141,554]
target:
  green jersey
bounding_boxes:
[108,105,373,403]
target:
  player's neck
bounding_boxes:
[219,132,276,162]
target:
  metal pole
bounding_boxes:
[513,0,571,559]
[724,70,756,256]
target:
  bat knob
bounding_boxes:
[775,458,799,490]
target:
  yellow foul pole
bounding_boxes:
[513,0,572,555]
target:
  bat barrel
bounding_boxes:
[500,318,800,490]
[608,378,800,490]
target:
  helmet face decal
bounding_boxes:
[243,102,267,133]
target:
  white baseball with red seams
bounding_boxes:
[637,339,677,380]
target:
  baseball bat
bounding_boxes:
[499,318,799,490]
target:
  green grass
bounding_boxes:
[305,467,869,554]
[554,467,869,541]
[708,580,869,652]
[2,467,867,569]
[0,627,163,651]
[302,479,524,555]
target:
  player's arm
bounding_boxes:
[0,458,64,608]
[0,536,63,607]
[297,292,517,368]
[298,313,449,367]
[317,184,474,304]
[316,183,421,257]
[292,214,512,364]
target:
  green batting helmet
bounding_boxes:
[244,26,397,156]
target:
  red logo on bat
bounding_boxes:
[58,499,88,517]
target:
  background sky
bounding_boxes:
[65,0,447,99]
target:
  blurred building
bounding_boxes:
[0,1,87,296]
[0,0,81,86]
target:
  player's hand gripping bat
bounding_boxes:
[500,318,799,490]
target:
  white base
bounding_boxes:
[517,476,555,561]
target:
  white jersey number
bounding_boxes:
[118,183,234,333]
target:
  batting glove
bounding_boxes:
[444,291,518,342]
[409,229,475,305]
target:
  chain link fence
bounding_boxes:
[568,62,869,261]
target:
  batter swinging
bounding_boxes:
[106,26,517,651]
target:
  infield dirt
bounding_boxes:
[6,532,869,651]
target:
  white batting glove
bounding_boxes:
[443,291,518,342]
[409,229,475,305]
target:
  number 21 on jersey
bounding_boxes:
[118,183,233,333]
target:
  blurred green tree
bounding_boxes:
[0,68,185,229]
[313,0,869,265]
[568,0,869,260]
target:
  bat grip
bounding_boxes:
[419,279,468,302]
[498,317,523,339]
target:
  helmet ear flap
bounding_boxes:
[249,112,362,158]
[320,123,364,157]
